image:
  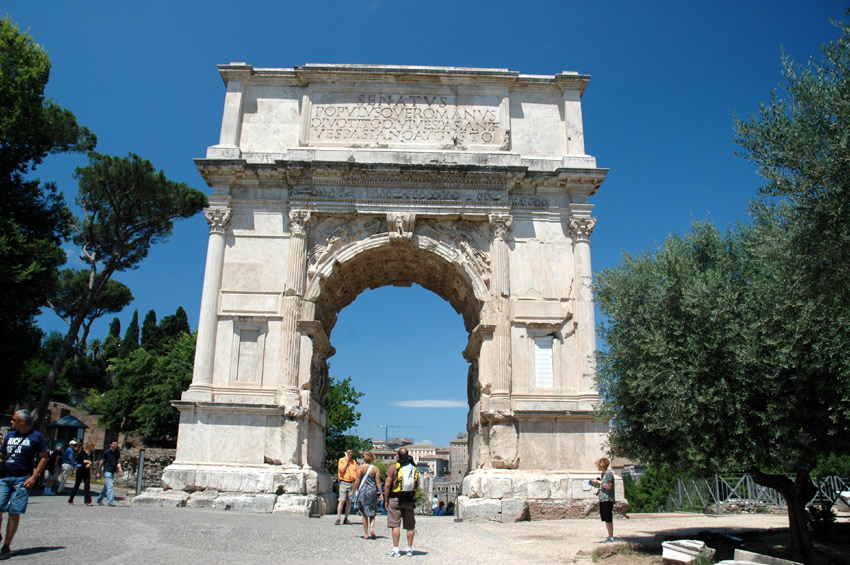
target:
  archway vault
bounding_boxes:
[306,228,487,336]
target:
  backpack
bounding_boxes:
[393,461,419,502]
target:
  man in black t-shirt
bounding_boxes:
[0,409,49,560]
[95,441,122,506]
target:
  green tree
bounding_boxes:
[100,332,196,441]
[47,268,133,353]
[596,215,850,561]
[33,153,207,428]
[323,376,371,476]
[121,309,140,356]
[622,467,677,513]
[159,306,191,343]
[0,17,95,404]
[141,309,160,351]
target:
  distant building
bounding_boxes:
[449,432,469,479]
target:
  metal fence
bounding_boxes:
[661,474,849,514]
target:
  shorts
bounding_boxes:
[599,500,614,522]
[386,496,415,530]
[338,480,354,500]
[0,476,31,515]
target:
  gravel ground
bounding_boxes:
[2,489,792,564]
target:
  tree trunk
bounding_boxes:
[751,468,817,563]
[33,266,115,431]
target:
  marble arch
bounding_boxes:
[159,64,614,520]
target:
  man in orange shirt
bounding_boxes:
[335,447,357,525]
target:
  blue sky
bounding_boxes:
[7,1,842,448]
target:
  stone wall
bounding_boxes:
[121,447,176,490]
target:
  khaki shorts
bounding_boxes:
[338,480,354,500]
[386,496,415,530]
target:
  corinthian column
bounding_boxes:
[183,202,232,401]
[568,205,597,391]
[488,213,512,402]
[280,209,312,405]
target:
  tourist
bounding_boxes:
[0,409,49,560]
[434,501,446,516]
[68,442,94,506]
[591,457,615,543]
[384,448,419,557]
[41,444,61,495]
[431,494,439,514]
[335,447,356,525]
[445,501,454,516]
[353,451,382,539]
[95,441,122,506]
[55,440,78,496]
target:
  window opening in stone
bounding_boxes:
[533,335,555,388]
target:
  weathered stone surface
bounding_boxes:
[484,477,513,499]
[207,493,277,513]
[459,497,502,522]
[166,64,611,518]
[501,498,529,522]
[185,489,220,508]
[132,488,189,507]
[273,494,313,516]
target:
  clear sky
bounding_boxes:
[6,1,843,448]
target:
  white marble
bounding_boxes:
[167,64,611,520]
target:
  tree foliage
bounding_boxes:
[34,153,206,427]
[323,376,372,476]
[48,268,133,351]
[100,331,195,442]
[622,467,677,514]
[0,17,95,404]
[597,19,850,560]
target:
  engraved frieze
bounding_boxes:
[305,92,503,149]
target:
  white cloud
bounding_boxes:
[389,400,467,408]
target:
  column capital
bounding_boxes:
[288,209,312,237]
[204,207,232,235]
[489,213,513,241]
[568,217,596,243]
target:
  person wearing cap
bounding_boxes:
[55,440,79,496]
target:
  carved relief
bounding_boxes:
[568,217,596,243]
[489,213,513,241]
[387,212,415,244]
[288,209,313,237]
[204,207,232,235]
[418,219,492,285]
[306,217,382,275]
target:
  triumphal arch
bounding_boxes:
[160,64,611,520]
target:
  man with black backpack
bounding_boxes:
[383,448,419,557]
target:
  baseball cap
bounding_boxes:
[69,440,78,445]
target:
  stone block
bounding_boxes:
[459,498,502,522]
[161,467,196,491]
[273,494,313,516]
[484,477,513,499]
[463,474,482,498]
[185,490,220,508]
[525,479,551,499]
[132,489,189,507]
[501,498,529,522]
[528,500,568,520]
[211,493,276,513]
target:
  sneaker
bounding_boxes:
[387,549,402,557]
[602,537,615,543]
[0,546,10,560]
[406,549,414,556]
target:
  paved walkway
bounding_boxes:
[5,489,792,564]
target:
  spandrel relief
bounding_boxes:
[306,216,382,275]
[419,219,492,285]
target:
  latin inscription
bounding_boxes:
[307,93,502,146]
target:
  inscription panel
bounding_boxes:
[303,90,506,149]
